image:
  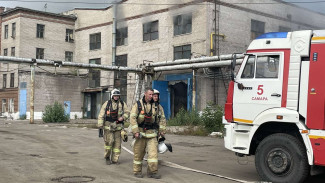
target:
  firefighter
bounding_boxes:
[130,88,164,179]
[97,88,129,165]
[152,89,167,138]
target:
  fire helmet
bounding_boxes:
[153,89,160,95]
[111,88,120,99]
[121,130,128,142]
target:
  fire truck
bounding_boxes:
[223,30,325,183]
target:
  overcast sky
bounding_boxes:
[0,0,324,14]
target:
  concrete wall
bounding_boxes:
[19,72,88,119]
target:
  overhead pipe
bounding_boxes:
[154,59,243,72]
[149,54,244,67]
[0,56,142,72]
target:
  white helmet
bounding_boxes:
[111,88,120,99]
[158,142,168,154]
[153,89,160,95]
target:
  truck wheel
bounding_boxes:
[255,133,309,183]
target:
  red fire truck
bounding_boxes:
[223,30,325,183]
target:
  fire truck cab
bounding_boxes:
[224,30,325,183]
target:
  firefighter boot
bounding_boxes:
[134,172,143,178]
[148,173,161,179]
[105,157,111,165]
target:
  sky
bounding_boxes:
[0,0,324,14]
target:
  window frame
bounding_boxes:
[12,23,16,38]
[10,73,14,88]
[143,20,159,41]
[4,25,8,39]
[173,44,192,60]
[65,51,73,62]
[89,33,101,50]
[36,24,45,38]
[251,19,265,40]
[4,48,8,56]
[66,29,74,43]
[116,27,128,46]
[3,74,7,88]
[36,48,44,59]
[173,13,192,36]
[11,47,15,56]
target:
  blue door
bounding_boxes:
[64,101,71,118]
[152,80,170,119]
[19,89,27,118]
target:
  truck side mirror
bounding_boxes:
[231,54,236,81]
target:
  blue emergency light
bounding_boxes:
[256,32,288,39]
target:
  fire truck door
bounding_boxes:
[233,53,284,124]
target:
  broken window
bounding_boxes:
[36,48,44,59]
[65,51,73,62]
[174,44,191,60]
[66,29,74,42]
[174,13,192,36]
[251,19,265,40]
[37,24,45,38]
[89,33,101,50]
[116,27,128,46]
[143,20,158,41]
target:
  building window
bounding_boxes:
[36,24,45,38]
[4,25,8,39]
[12,23,16,38]
[4,48,8,56]
[174,14,192,36]
[11,47,15,56]
[89,58,101,87]
[65,51,73,62]
[114,55,128,102]
[3,74,7,88]
[143,20,158,41]
[279,26,291,32]
[36,48,44,59]
[116,27,128,46]
[66,29,74,42]
[8,98,14,113]
[174,44,191,60]
[2,99,7,113]
[10,73,14,88]
[89,33,101,50]
[251,19,265,40]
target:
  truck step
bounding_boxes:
[233,147,247,150]
[235,130,249,133]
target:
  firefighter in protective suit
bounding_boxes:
[97,89,129,165]
[130,88,166,179]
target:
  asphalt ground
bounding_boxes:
[0,119,324,183]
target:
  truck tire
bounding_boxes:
[255,133,309,183]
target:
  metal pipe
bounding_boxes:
[0,56,142,72]
[112,2,117,66]
[154,59,243,72]
[149,54,244,67]
[192,69,196,110]
[30,64,35,124]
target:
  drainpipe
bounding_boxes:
[112,2,117,66]
[30,64,35,124]
[192,69,196,110]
